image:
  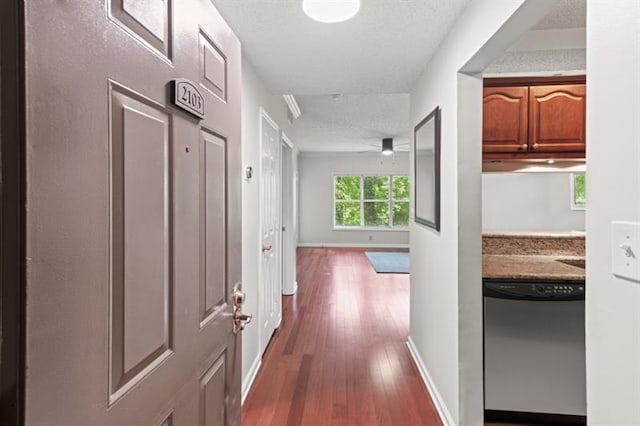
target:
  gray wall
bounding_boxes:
[482,173,585,232]
[298,152,409,247]
[408,1,556,424]
[240,57,297,400]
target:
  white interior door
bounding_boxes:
[24,1,244,424]
[259,109,282,354]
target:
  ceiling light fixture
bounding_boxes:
[302,0,361,23]
[382,138,394,156]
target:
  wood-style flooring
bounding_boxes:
[242,247,442,426]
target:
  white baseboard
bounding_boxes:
[407,337,455,426]
[283,281,297,296]
[297,242,410,249]
[241,355,262,405]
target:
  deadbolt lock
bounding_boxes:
[233,290,246,306]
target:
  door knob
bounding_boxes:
[232,290,252,334]
[520,144,528,150]
[233,310,252,333]
[532,143,539,150]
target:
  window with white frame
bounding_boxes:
[571,173,586,209]
[334,175,410,228]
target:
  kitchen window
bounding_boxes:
[334,175,410,228]
[571,173,586,210]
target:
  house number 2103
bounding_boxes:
[170,79,205,120]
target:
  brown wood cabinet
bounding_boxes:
[483,86,528,154]
[483,76,586,161]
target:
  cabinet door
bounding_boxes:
[529,84,586,153]
[483,86,529,154]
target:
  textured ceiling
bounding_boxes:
[488,0,586,75]
[212,0,472,95]
[213,0,585,153]
[485,49,585,75]
[294,94,410,153]
[533,0,586,30]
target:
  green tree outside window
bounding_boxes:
[392,176,410,226]
[573,173,586,208]
[334,174,410,227]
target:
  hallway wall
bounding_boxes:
[407,1,556,424]
[241,56,298,400]
[298,152,410,248]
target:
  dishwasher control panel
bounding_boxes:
[484,280,585,301]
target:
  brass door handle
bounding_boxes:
[233,310,252,333]
[532,143,539,150]
[521,144,528,150]
[232,289,252,334]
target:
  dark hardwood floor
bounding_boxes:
[242,247,442,426]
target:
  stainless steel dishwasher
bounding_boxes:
[484,279,586,422]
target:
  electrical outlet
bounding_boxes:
[611,221,640,282]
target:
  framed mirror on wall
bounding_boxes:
[414,106,441,231]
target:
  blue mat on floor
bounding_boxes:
[364,251,410,274]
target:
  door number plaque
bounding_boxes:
[170,79,204,119]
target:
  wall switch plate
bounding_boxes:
[611,221,640,282]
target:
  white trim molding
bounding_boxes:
[283,94,301,119]
[407,337,455,426]
[298,242,409,249]
[333,226,409,232]
[283,281,298,296]
[242,354,262,405]
[281,131,294,148]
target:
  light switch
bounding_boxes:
[611,221,640,282]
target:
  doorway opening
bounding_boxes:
[281,133,297,296]
[455,0,587,424]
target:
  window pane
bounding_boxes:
[392,201,410,226]
[335,202,361,226]
[363,176,389,200]
[392,176,410,200]
[363,201,389,226]
[335,176,361,201]
[574,173,586,206]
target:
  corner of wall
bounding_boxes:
[241,354,262,404]
[407,337,455,426]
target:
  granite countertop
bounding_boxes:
[482,232,586,282]
[483,254,586,282]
